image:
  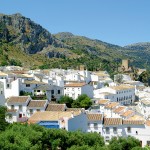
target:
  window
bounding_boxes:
[26,84,30,87]
[58,90,60,94]
[94,123,98,128]
[0,91,2,94]
[147,141,150,146]
[136,131,138,135]
[113,127,117,132]
[106,127,109,132]
[11,105,14,109]
[19,105,22,110]
[36,109,40,112]
[127,127,131,132]
[51,90,54,94]
[7,84,10,88]
[37,90,40,92]
[30,109,33,113]
[88,123,90,128]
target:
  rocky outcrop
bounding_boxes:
[0,13,65,54]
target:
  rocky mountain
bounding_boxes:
[124,42,150,51]
[0,13,150,71]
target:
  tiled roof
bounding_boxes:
[123,120,144,125]
[140,99,150,105]
[105,102,119,109]
[28,111,81,123]
[101,92,114,96]
[0,71,7,76]
[98,99,110,105]
[128,115,144,120]
[46,104,66,111]
[7,96,29,104]
[27,100,47,108]
[146,120,150,126]
[104,118,122,126]
[66,108,82,112]
[34,84,52,90]
[23,80,45,85]
[110,85,135,91]
[64,83,86,87]
[113,106,126,113]
[120,110,134,117]
[7,109,17,113]
[87,113,103,121]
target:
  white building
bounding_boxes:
[27,100,48,117]
[6,96,31,122]
[94,84,135,105]
[0,82,6,106]
[28,111,87,132]
[87,113,103,134]
[64,83,93,99]
[138,99,150,119]
[33,84,63,101]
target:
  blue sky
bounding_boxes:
[0,0,150,46]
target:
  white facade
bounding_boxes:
[0,82,6,106]
[64,83,93,99]
[0,78,19,98]
[94,85,135,105]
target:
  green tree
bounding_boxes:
[114,74,123,84]
[109,136,141,150]
[0,106,9,131]
[72,94,92,109]
[58,96,73,108]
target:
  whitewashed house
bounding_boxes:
[87,113,103,134]
[28,111,87,132]
[103,118,123,142]
[27,100,48,117]
[94,84,135,105]
[138,99,150,119]
[64,82,93,99]
[0,78,19,98]
[20,79,45,93]
[6,96,32,122]
[0,82,6,106]
[33,84,63,101]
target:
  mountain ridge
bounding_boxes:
[0,13,150,70]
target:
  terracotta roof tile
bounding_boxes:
[123,120,144,125]
[98,99,110,105]
[87,113,103,121]
[27,100,47,108]
[113,106,126,113]
[146,120,150,126]
[7,109,17,113]
[120,110,134,117]
[66,108,82,112]
[7,96,29,104]
[28,111,81,123]
[104,118,122,126]
[64,83,86,87]
[110,85,135,91]
[46,104,66,111]
[105,102,119,109]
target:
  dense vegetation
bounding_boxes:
[0,106,149,150]
[138,70,150,86]
[59,94,92,109]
